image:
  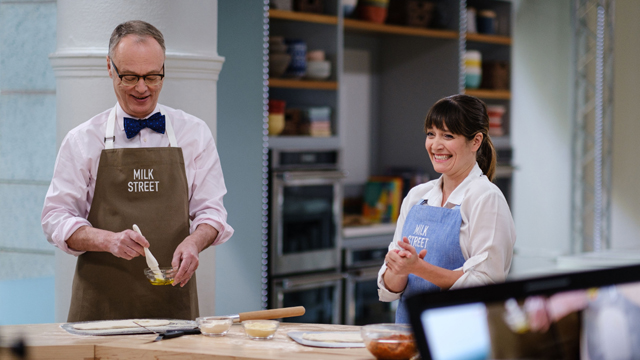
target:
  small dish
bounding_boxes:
[306,60,331,80]
[242,320,279,340]
[196,316,233,336]
[361,323,418,360]
[144,267,176,286]
[307,49,325,62]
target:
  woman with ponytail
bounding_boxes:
[377,94,516,324]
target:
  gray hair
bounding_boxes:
[108,20,166,59]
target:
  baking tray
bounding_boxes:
[61,319,197,336]
[287,331,365,348]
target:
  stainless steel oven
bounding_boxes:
[272,272,343,324]
[344,267,397,325]
[269,149,344,276]
[342,230,397,325]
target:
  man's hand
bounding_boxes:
[107,229,150,260]
[66,226,150,259]
[170,224,219,287]
[171,238,200,287]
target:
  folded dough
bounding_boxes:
[72,319,171,330]
[302,332,363,343]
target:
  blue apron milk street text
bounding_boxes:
[407,224,429,248]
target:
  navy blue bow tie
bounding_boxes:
[123,112,166,139]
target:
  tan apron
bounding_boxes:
[67,105,198,322]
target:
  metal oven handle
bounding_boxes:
[280,273,346,289]
[276,171,346,182]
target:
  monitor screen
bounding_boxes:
[407,264,640,360]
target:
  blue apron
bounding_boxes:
[395,200,465,324]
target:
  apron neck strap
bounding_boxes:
[420,199,461,210]
[104,104,177,149]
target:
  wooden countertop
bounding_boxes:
[0,322,375,360]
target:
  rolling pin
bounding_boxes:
[224,306,306,323]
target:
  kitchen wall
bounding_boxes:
[0,0,57,325]
[510,0,640,276]
[215,0,264,315]
[509,0,573,275]
[611,1,640,249]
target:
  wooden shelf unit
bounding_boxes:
[464,88,511,100]
[269,9,338,25]
[269,9,460,40]
[344,18,458,39]
[466,32,512,45]
[269,78,338,90]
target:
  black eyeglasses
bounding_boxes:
[111,61,164,86]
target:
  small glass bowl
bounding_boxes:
[241,320,279,340]
[361,323,418,360]
[144,267,176,285]
[196,316,233,337]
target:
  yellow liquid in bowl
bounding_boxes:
[149,278,174,285]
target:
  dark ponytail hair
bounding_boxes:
[423,94,497,181]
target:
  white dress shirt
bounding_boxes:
[378,163,515,301]
[41,103,234,256]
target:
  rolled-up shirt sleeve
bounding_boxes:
[451,189,516,290]
[187,122,234,245]
[377,242,404,302]
[41,132,93,256]
[377,186,419,302]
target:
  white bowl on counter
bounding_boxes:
[242,320,279,340]
[196,316,233,336]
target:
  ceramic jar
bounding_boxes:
[477,10,497,35]
[358,0,389,24]
[342,0,358,18]
[487,105,506,137]
[269,37,291,78]
[284,39,307,78]
[270,0,292,11]
[268,99,286,136]
[466,7,477,34]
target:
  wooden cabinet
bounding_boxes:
[267,0,512,162]
[267,1,514,213]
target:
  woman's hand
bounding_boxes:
[385,237,427,276]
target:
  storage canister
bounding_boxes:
[464,50,482,89]
[268,99,286,136]
[284,39,307,78]
[477,10,497,34]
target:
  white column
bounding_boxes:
[50,0,224,321]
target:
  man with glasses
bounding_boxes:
[42,20,233,322]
